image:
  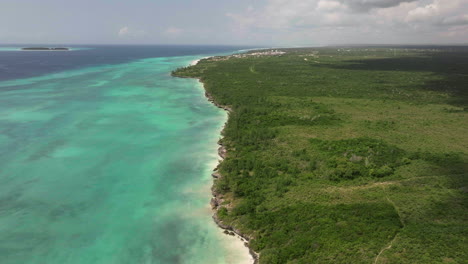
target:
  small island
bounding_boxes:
[21,47,69,51]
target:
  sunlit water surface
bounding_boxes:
[0,46,252,264]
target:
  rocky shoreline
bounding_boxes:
[203,81,259,264]
[200,68,261,262]
[175,56,260,263]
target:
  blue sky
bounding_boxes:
[1,0,467,45]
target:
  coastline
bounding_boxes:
[187,57,259,264]
[171,47,468,263]
[190,57,209,66]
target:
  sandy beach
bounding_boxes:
[190,56,210,66]
[190,59,201,66]
[189,59,255,264]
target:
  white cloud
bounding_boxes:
[317,1,346,11]
[117,26,148,38]
[118,26,130,37]
[164,27,184,36]
[405,0,467,24]
[405,3,439,22]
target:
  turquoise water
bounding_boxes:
[0,55,250,263]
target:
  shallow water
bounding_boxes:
[0,52,251,263]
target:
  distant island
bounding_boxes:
[21,47,69,51]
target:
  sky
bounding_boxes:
[1,0,467,46]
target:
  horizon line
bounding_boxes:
[1,43,468,47]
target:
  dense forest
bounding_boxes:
[173,47,468,263]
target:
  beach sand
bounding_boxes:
[190,56,210,66]
[188,59,254,264]
[190,59,201,66]
[217,229,255,264]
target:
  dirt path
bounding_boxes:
[374,186,406,264]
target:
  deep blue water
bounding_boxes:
[0,45,250,81]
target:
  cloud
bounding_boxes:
[405,2,439,22]
[118,26,130,37]
[442,15,468,26]
[404,0,467,27]
[317,1,346,11]
[117,26,148,38]
[342,0,418,12]
[226,0,468,44]
[164,27,184,36]
[316,0,417,13]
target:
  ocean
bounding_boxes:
[0,45,253,264]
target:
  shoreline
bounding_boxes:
[190,56,209,66]
[173,47,468,263]
[188,57,259,264]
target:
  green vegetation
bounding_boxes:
[173,47,468,263]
